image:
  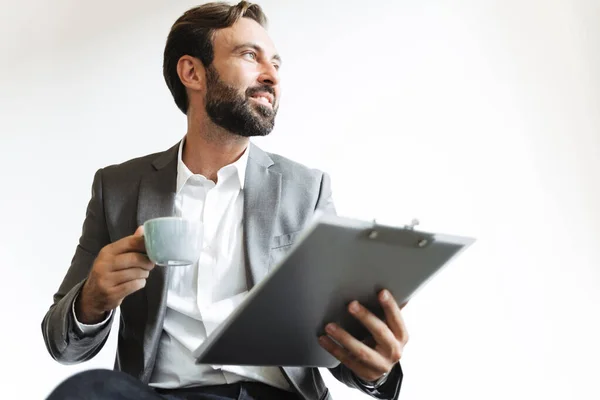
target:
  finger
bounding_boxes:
[114,278,147,298]
[318,336,384,382]
[348,300,397,351]
[134,225,144,236]
[110,267,151,286]
[379,290,409,344]
[324,323,389,373]
[113,252,155,271]
[109,233,146,255]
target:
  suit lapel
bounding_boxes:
[136,147,178,228]
[243,143,281,289]
[136,142,178,381]
[243,145,305,392]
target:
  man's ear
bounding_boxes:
[176,55,206,92]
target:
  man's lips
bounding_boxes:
[249,92,274,107]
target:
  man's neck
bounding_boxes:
[182,116,249,183]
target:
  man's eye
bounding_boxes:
[273,63,280,70]
[243,52,257,60]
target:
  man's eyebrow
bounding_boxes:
[232,42,282,65]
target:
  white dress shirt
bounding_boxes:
[74,138,290,391]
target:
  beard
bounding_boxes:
[204,66,277,138]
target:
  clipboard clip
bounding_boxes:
[367,218,431,248]
[404,218,420,230]
[402,219,430,247]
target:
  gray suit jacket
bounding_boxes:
[41,142,402,400]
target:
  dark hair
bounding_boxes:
[163,1,268,114]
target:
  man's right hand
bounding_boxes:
[75,226,155,324]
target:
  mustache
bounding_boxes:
[246,85,276,101]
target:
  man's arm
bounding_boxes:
[42,167,155,364]
[315,172,404,400]
[41,168,114,364]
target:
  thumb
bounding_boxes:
[134,225,144,237]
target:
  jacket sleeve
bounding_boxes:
[329,362,403,400]
[41,168,115,364]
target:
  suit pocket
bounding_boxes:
[271,230,302,249]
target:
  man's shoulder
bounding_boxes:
[102,152,159,173]
[99,143,178,180]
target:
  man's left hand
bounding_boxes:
[318,289,409,383]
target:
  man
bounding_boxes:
[42,2,408,399]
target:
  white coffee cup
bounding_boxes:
[143,217,202,266]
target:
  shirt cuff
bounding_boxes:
[72,293,112,335]
[356,371,390,389]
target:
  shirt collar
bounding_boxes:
[176,137,248,193]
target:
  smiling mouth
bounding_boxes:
[249,93,274,108]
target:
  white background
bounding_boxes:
[1,0,599,399]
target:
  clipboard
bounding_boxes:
[193,211,476,368]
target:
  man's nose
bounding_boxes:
[258,62,280,87]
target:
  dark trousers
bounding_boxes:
[46,369,301,400]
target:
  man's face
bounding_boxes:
[204,17,281,137]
